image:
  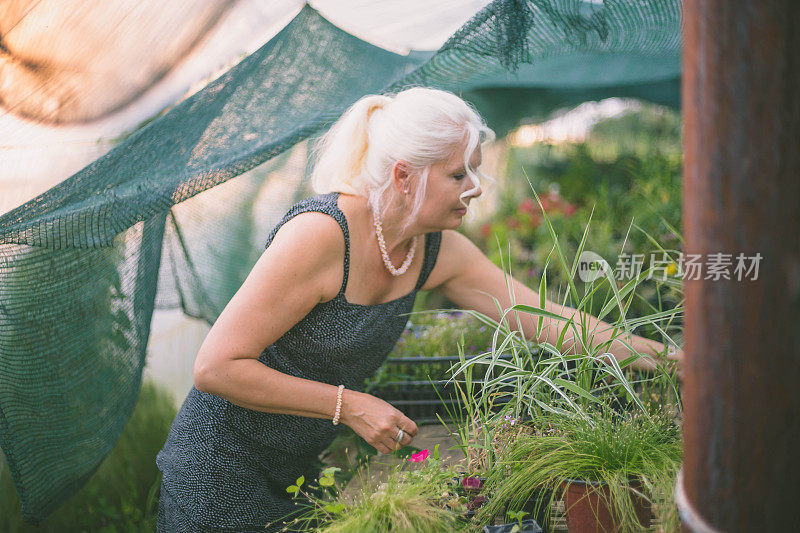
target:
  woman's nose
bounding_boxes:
[465,182,482,199]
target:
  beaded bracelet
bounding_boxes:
[332,384,345,425]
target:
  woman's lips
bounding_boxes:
[454,208,467,215]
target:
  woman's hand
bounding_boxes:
[669,345,685,381]
[595,339,684,384]
[637,338,683,378]
[339,389,419,454]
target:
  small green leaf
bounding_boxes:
[319,476,334,487]
[323,503,344,514]
[296,475,304,486]
[551,377,601,404]
[286,485,298,494]
[508,510,528,523]
[433,443,440,461]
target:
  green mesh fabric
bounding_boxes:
[0,0,681,523]
[399,0,682,134]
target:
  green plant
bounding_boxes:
[436,341,536,478]
[448,185,682,425]
[436,221,677,527]
[478,409,681,532]
[468,106,684,337]
[439,176,683,531]
[319,428,382,488]
[273,445,467,533]
[506,509,530,533]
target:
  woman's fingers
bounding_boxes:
[378,428,404,454]
[393,430,414,449]
[383,425,415,453]
[399,428,414,446]
[376,425,415,454]
[380,437,399,454]
[349,397,418,454]
[396,414,418,438]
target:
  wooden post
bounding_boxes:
[681,0,800,531]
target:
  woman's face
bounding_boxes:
[415,143,483,232]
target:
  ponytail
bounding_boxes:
[310,95,391,195]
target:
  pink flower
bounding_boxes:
[468,494,486,511]
[462,476,482,491]
[519,198,537,214]
[407,449,429,462]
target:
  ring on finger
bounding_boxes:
[395,428,405,443]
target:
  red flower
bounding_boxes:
[408,449,429,462]
[480,223,492,238]
[519,198,536,214]
[565,204,576,216]
[462,477,482,491]
[467,495,486,511]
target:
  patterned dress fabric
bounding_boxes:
[155,192,442,531]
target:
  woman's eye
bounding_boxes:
[453,174,466,181]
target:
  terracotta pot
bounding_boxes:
[562,479,651,533]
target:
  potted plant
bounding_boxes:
[478,409,681,532]
[448,304,680,533]
[483,510,542,533]
[437,355,557,531]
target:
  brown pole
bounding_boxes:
[681,0,800,531]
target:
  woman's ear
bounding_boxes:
[391,160,412,193]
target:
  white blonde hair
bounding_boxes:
[310,87,496,230]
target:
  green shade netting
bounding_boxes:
[0,0,681,523]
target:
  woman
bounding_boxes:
[155,87,678,531]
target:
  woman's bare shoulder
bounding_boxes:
[263,211,346,300]
[270,210,345,250]
[195,212,346,375]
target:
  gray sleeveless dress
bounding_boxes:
[155,192,442,531]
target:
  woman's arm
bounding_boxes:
[431,230,683,371]
[193,212,418,453]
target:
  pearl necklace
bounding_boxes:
[372,210,417,276]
